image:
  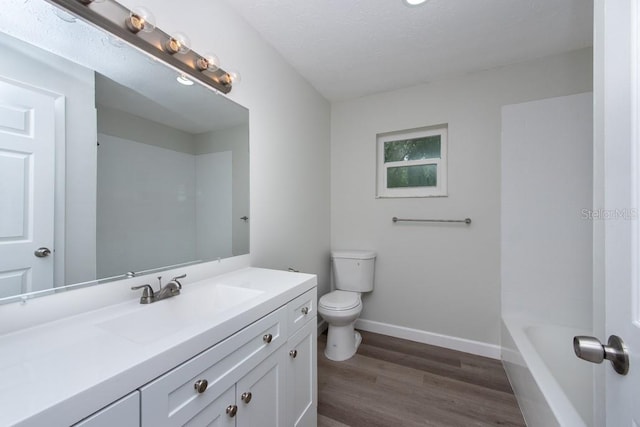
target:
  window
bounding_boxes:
[376,125,448,198]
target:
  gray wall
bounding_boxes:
[195,125,250,256]
[330,48,593,347]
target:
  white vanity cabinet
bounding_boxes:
[139,287,317,427]
[0,268,318,427]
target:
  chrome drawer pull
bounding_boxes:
[301,306,309,315]
[263,333,273,343]
[226,405,238,417]
[241,391,252,403]
[194,379,208,394]
[289,349,298,358]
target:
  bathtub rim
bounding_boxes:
[502,315,589,427]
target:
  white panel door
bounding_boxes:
[600,0,640,425]
[0,77,56,297]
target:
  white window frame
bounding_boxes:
[376,125,448,198]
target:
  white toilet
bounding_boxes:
[318,250,376,361]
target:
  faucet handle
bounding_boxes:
[131,284,154,304]
[170,274,186,289]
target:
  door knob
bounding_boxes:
[241,391,252,403]
[573,335,629,375]
[34,247,51,258]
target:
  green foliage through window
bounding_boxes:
[387,164,437,188]
[384,136,441,163]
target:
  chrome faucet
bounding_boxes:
[131,274,186,304]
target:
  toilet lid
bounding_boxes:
[319,291,360,310]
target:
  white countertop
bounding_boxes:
[0,267,316,427]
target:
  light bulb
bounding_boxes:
[403,0,428,5]
[165,32,191,55]
[126,6,156,34]
[228,70,241,85]
[196,53,220,72]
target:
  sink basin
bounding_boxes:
[96,285,264,344]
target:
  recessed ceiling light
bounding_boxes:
[176,74,194,86]
[403,0,428,6]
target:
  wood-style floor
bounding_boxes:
[317,331,526,427]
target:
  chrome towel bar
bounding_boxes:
[392,217,472,224]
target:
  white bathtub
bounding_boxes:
[502,317,593,427]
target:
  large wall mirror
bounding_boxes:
[0,0,250,303]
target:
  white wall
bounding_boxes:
[331,48,593,347]
[96,133,197,278]
[501,93,593,328]
[118,0,332,295]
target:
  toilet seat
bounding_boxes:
[319,291,360,311]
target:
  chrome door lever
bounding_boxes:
[573,335,629,375]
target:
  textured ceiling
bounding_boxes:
[225,0,593,101]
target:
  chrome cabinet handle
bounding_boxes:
[573,335,629,375]
[301,306,309,315]
[289,349,298,358]
[34,247,51,258]
[241,391,252,403]
[194,379,208,394]
[226,405,238,417]
[263,333,273,343]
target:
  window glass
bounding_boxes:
[384,136,441,162]
[387,164,437,188]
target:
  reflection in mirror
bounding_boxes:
[0,0,249,303]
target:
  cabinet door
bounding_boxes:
[236,349,286,427]
[74,391,139,427]
[183,385,236,427]
[286,318,317,427]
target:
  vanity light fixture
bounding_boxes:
[165,32,191,55]
[61,0,237,93]
[126,7,156,34]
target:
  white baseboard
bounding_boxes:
[355,318,501,359]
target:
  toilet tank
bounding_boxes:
[331,250,376,292]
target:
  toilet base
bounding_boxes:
[324,324,362,361]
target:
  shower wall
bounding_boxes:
[501,92,593,328]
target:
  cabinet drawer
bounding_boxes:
[140,307,287,427]
[287,288,316,335]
